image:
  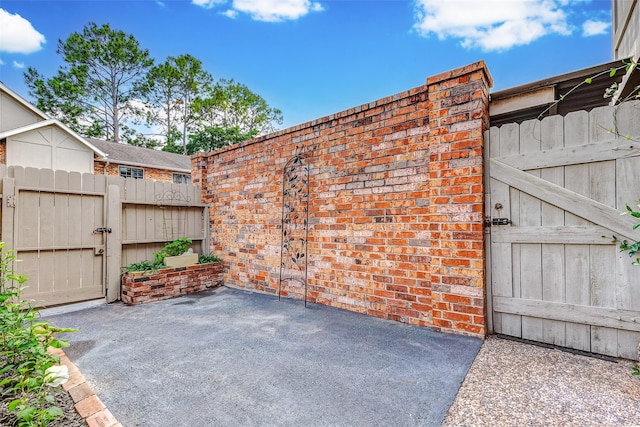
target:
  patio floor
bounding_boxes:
[45,287,482,427]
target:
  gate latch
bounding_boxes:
[94,227,112,234]
[484,218,512,227]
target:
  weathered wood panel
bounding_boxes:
[487,100,640,359]
[118,178,205,268]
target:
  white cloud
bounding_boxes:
[582,19,609,36]
[12,60,24,69]
[413,0,576,51]
[192,0,227,9]
[193,0,322,22]
[0,9,46,54]
[0,58,4,66]
[222,9,239,19]
[233,0,323,22]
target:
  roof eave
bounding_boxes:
[491,59,629,100]
[94,157,191,173]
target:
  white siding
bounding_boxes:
[613,0,639,60]
[0,91,42,132]
[7,126,94,173]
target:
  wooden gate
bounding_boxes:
[486,100,640,359]
[0,166,208,308]
[2,167,107,306]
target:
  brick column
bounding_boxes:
[191,152,214,205]
[426,61,492,336]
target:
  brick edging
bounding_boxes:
[48,347,121,427]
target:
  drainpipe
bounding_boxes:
[99,155,110,175]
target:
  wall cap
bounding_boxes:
[426,61,493,88]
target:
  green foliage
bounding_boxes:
[152,238,192,263]
[0,242,77,426]
[124,239,219,271]
[25,22,283,149]
[138,54,213,153]
[187,126,255,154]
[24,22,153,143]
[614,203,640,266]
[122,259,167,273]
[192,78,283,138]
[198,254,222,264]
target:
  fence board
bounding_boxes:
[563,111,593,352]
[588,106,619,357]
[540,115,566,346]
[493,297,640,332]
[518,119,543,342]
[40,170,55,249]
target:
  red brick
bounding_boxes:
[194,62,491,338]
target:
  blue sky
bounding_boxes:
[0,0,613,130]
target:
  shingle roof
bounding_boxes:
[88,138,191,172]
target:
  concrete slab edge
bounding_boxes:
[40,299,106,317]
[48,347,121,427]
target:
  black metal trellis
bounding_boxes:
[278,152,310,307]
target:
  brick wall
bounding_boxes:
[94,161,188,183]
[121,262,224,305]
[193,62,492,337]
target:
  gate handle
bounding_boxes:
[94,227,112,234]
[484,218,512,227]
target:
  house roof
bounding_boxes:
[0,118,108,158]
[88,138,191,173]
[0,83,108,158]
[489,59,636,127]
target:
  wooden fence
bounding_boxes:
[0,165,207,307]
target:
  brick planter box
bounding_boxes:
[121,262,224,305]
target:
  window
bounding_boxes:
[119,166,144,179]
[173,173,191,184]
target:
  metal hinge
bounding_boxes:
[484,218,512,227]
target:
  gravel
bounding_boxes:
[443,335,640,426]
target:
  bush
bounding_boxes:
[152,238,192,263]
[0,242,76,426]
[124,239,222,272]
[122,260,167,273]
[198,254,222,264]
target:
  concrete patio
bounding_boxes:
[45,287,482,427]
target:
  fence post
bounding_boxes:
[1,176,15,251]
[203,205,210,255]
[106,184,122,303]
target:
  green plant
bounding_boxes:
[198,254,222,264]
[613,203,640,266]
[0,242,77,426]
[152,238,192,263]
[122,259,167,273]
